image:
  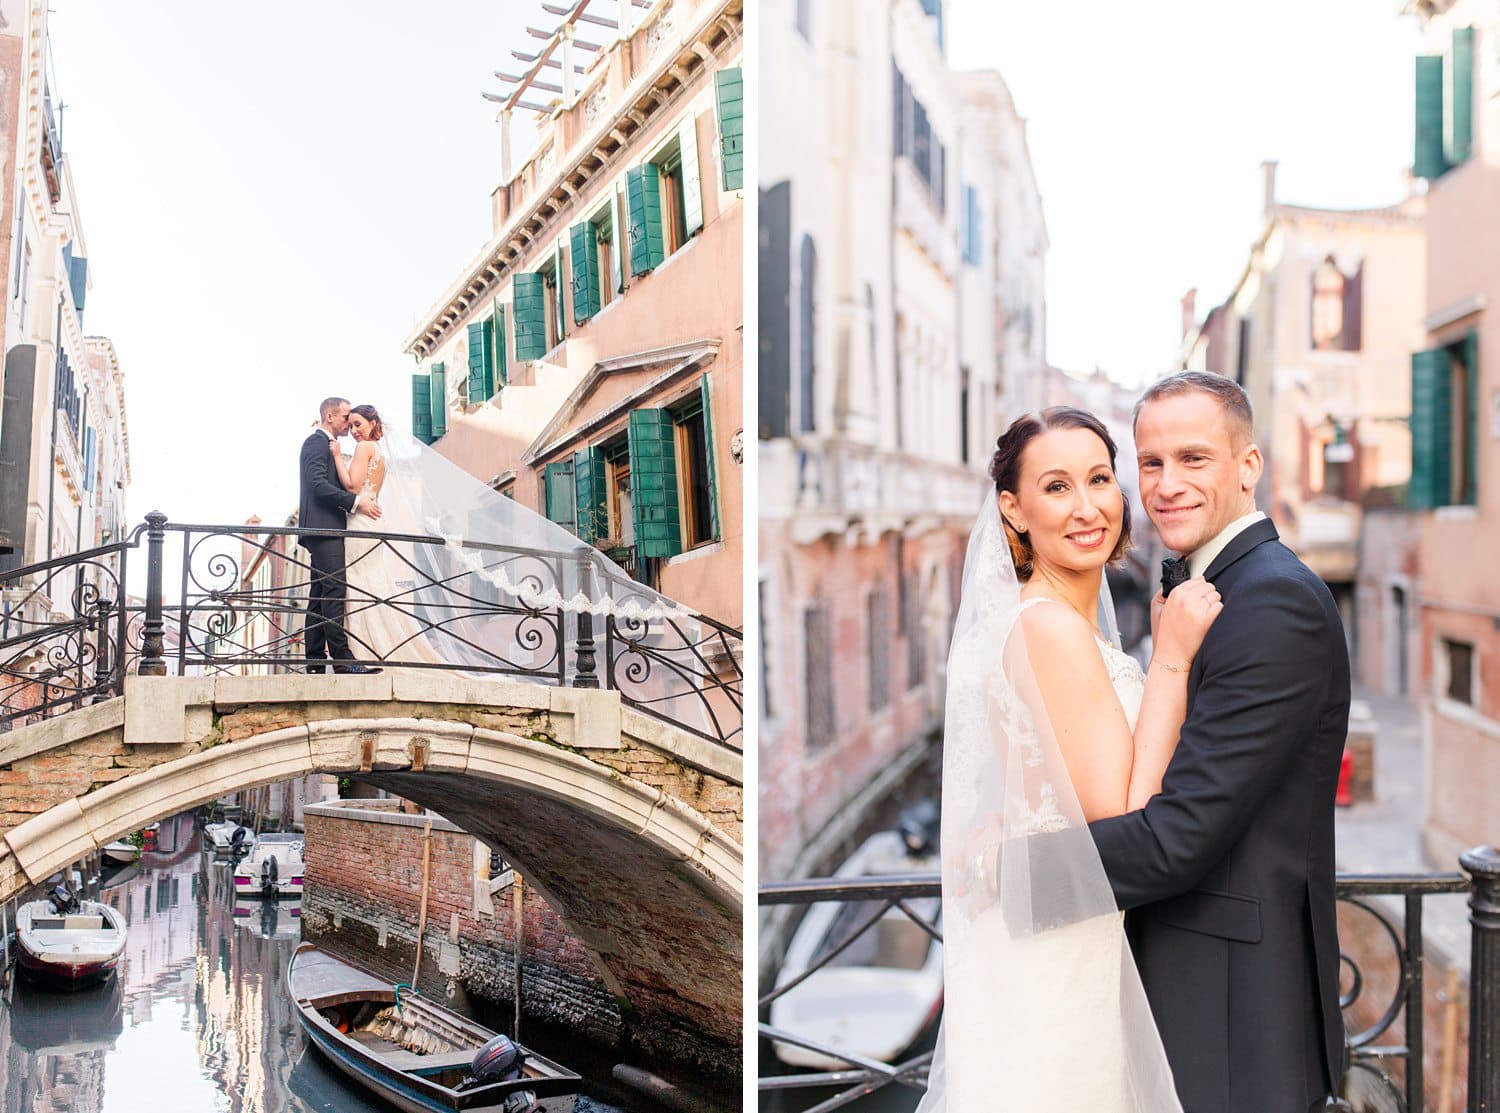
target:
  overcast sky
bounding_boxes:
[49,1,548,527]
[947,0,1425,387]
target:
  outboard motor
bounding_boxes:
[229,826,250,855]
[47,882,79,916]
[897,799,941,857]
[461,1035,538,1110]
[260,854,280,897]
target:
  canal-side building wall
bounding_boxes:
[300,800,622,1046]
[403,0,744,627]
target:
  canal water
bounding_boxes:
[0,812,651,1113]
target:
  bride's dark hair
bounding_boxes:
[988,406,1132,580]
[351,404,383,441]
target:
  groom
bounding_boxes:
[1089,372,1350,1113]
[297,396,381,674]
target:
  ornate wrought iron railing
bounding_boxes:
[1,513,742,749]
[760,850,1500,1113]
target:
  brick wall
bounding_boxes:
[301,802,622,1047]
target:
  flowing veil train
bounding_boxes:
[913,496,1181,1112]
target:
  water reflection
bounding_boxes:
[0,812,643,1113]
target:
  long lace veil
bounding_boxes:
[361,425,730,742]
[914,496,1180,1112]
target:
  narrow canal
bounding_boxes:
[0,811,651,1112]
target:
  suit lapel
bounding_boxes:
[1203,517,1279,583]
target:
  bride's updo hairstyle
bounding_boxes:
[988,406,1132,580]
[351,404,384,441]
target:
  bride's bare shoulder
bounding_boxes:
[1015,596,1098,660]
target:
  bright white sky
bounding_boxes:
[49,1,549,528]
[947,0,1426,387]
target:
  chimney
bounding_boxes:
[1180,288,1198,340]
[1261,160,1278,222]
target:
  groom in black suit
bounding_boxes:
[298,396,381,674]
[1089,372,1350,1113]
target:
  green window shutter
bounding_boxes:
[513,271,548,362]
[714,67,744,191]
[626,164,665,276]
[1410,347,1451,509]
[554,242,567,340]
[543,459,578,535]
[467,322,492,403]
[572,446,608,545]
[679,114,704,239]
[411,372,434,444]
[429,363,447,437]
[608,190,625,294]
[628,408,682,558]
[700,374,721,542]
[569,221,602,324]
[1415,55,1448,180]
[1463,330,1479,504]
[1446,27,1475,166]
[492,300,508,386]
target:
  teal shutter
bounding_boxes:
[1462,330,1479,504]
[572,446,608,545]
[679,115,704,238]
[608,191,625,294]
[492,300,508,386]
[429,363,447,437]
[543,459,578,535]
[1410,347,1451,509]
[467,322,491,403]
[714,67,744,191]
[569,221,602,324]
[1415,55,1448,180]
[1447,27,1475,166]
[628,408,683,558]
[513,272,548,362]
[626,164,665,276]
[699,374,721,541]
[411,373,434,443]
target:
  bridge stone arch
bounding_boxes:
[0,672,741,1072]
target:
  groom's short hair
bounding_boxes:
[319,396,350,420]
[1134,372,1253,447]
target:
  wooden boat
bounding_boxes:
[204,819,254,856]
[287,944,581,1112]
[233,832,303,897]
[15,889,128,990]
[770,805,944,1070]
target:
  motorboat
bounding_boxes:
[287,943,582,1112]
[7,974,124,1054]
[769,802,944,1070]
[204,820,254,856]
[101,837,138,864]
[233,832,304,897]
[14,883,128,990]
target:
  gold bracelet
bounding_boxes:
[1154,659,1191,673]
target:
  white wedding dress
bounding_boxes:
[914,499,1182,1113]
[343,444,447,665]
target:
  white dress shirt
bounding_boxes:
[1188,510,1267,579]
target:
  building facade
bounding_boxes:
[758,0,1047,883]
[403,0,743,628]
[1400,0,1500,864]
[1177,161,1426,662]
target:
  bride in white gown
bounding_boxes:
[916,407,1221,1112]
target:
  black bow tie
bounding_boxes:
[1161,557,1190,597]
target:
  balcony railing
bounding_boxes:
[0,513,742,750]
[760,854,1500,1113]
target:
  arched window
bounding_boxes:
[798,234,817,433]
[1311,256,1362,352]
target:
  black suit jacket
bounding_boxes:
[1089,519,1349,1113]
[297,429,355,545]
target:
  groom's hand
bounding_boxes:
[354,495,382,520]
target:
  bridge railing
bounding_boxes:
[759,848,1500,1113]
[1,513,742,750]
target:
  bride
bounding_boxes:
[917,406,1220,1112]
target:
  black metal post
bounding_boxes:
[137,510,167,676]
[1463,845,1500,1113]
[91,595,113,701]
[572,555,598,689]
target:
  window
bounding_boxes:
[657,143,689,255]
[959,367,971,465]
[632,120,703,269]
[569,201,623,326]
[1415,27,1475,179]
[1410,331,1478,508]
[798,234,817,433]
[672,393,717,550]
[961,185,982,266]
[804,601,835,750]
[867,589,890,711]
[1310,257,1362,352]
[605,438,633,546]
[537,251,564,352]
[906,570,926,688]
[411,371,435,444]
[1442,637,1475,705]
